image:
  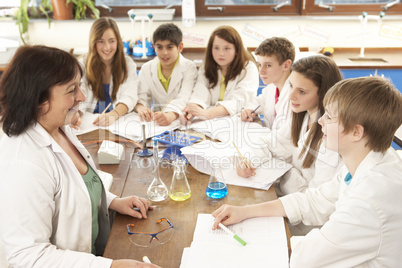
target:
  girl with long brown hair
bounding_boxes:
[181,25,259,121]
[78,17,139,126]
[238,55,344,196]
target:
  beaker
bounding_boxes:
[169,159,191,201]
[206,164,228,199]
[147,138,168,202]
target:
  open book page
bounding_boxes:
[181,140,292,190]
[73,112,105,135]
[180,214,289,268]
[73,112,180,142]
[187,115,271,145]
[109,113,181,142]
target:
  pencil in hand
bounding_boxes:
[161,98,173,113]
[232,141,252,170]
[101,103,112,115]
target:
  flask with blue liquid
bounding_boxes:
[206,164,228,199]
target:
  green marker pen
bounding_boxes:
[218,223,247,246]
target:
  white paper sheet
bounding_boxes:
[73,112,180,142]
[180,214,289,268]
[181,140,292,190]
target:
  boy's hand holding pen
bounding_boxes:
[241,105,260,122]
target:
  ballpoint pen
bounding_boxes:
[218,223,247,246]
[246,105,260,119]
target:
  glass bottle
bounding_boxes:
[206,164,228,199]
[147,138,168,202]
[169,159,191,201]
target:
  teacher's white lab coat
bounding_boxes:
[137,54,197,114]
[0,124,115,268]
[189,62,259,115]
[79,55,139,112]
[245,78,291,130]
[280,149,402,267]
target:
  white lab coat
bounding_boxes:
[280,149,402,268]
[0,123,115,267]
[245,78,291,129]
[137,54,197,114]
[79,55,139,112]
[248,113,342,195]
[189,62,259,115]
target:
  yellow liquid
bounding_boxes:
[169,192,191,201]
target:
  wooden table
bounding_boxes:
[79,130,291,268]
[104,163,290,268]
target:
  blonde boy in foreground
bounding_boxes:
[212,76,402,267]
[134,23,197,126]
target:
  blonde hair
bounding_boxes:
[324,76,402,152]
[85,17,127,101]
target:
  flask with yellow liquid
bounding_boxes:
[169,159,191,201]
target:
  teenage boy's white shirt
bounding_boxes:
[280,149,402,267]
[137,54,197,114]
[0,124,115,267]
[189,62,259,115]
[247,113,342,195]
[245,79,291,129]
[79,55,139,112]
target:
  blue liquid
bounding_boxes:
[206,182,228,199]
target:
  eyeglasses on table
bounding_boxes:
[126,218,174,247]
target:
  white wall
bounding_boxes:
[1,16,401,52]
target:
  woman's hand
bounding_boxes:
[109,196,153,219]
[236,160,256,178]
[211,204,249,230]
[240,109,254,122]
[111,259,161,268]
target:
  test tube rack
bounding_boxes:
[154,131,201,161]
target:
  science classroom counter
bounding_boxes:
[78,129,292,268]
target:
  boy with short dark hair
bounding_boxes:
[134,23,197,126]
[241,37,295,129]
[213,76,402,267]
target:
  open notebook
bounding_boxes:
[180,214,289,268]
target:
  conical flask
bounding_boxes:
[169,159,191,201]
[206,163,228,199]
[147,138,168,202]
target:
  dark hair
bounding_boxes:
[86,17,127,101]
[152,23,183,46]
[290,55,343,168]
[255,37,295,65]
[204,25,255,88]
[0,45,82,137]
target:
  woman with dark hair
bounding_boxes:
[237,55,344,196]
[0,45,157,268]
[181,25,259,121]
[78,17,139,127]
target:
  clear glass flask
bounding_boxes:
[205,164,228,199]
[147,138,168,202]
[169,158,191,201]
